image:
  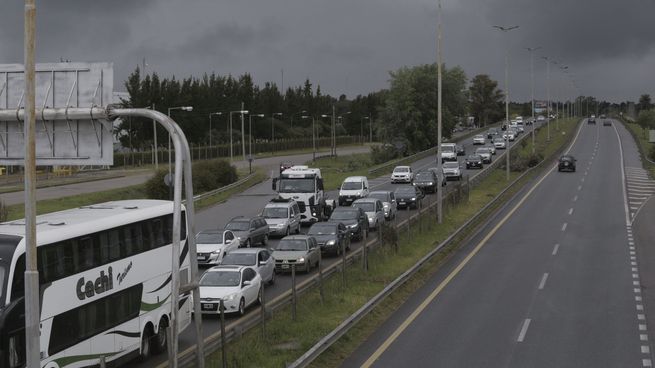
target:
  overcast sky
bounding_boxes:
[1,0,654,103]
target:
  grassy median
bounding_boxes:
[308,153,372,190]
[620,119,655,177]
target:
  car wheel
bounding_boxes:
[238,297,246,316]
[139,327,153,362]
[262,234,269,246]
[153,317,168,355]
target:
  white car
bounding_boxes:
[352,198,386,229]
[198,265,262,315]
[195,230,241,266]
[472,134,486,145]
[220,248,276,285]
[515,122,525,133]
[442,162,462,181]
[391,166,413,183]
[475,147,493,164]
[537,115,545,122]
[493,137,507,149]
[485,144,496,155]
[368,190,397,220]
[339,176,370,206]
[502,130,516,141]
[440,143,457,162]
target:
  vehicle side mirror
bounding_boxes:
[317,178,324,191]
[272,178,278,191]
[226,239,232,244]
[259,259,268,266]
[242,280,252,287]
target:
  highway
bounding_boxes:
[343,119,652,367]
[136,123,535,367]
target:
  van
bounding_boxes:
[339,176,370,206]
[440,143,457,163]
[262,198,301,237]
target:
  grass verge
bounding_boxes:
[619,118,655,177]
[307,153,372,190]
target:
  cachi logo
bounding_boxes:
[76,267,113,300]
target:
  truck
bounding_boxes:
[272,165,336,224]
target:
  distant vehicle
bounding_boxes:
[198,265,262,316]
[456,144,466,156]
[426,167,448,187]
[225,216,270,247]
[591,114,596,119]
[279,161,293,174]
[329,207,369,241]
[473,134,486,145]
[352,198,386,230]
[272,165,335,223]
[503,130,516,141]
[442,161,462,181]
[440,143,457,163]
[220,248,276,285]
[603,120,612,126]
[391,166,414,184]
[466,154,483,169]
[537,115,546,122]
[487,128,499,139]
[515,116,524,123]
[485,144,496,155]
[600,114,606,119]
[394,185,425,209]
[368,190,397,220]
[307,222,350,255]
[339,176,370,206]
[493,137,507,149]
[558,155,577,172]
[196,230,241,266]
[273,235,321,273]
[475,147,493,164]
[413,170,439,194]
[262,198,301,237]
[588,116,596,124]
[515,122,525,133]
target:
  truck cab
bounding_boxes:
[272,166,335,224]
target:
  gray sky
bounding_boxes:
[1,0,654,102]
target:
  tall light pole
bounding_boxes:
[301,115,316,161]
[493,24,519,181]
[361,116,369,144]
[271,112,283,154]
[209,112,222,150]
[525,46,541,155]
[249,113,265,157]
[152,103,158,170]
[229,110,248,162]
[168,106,193,199]
[368,113,373,143]
[336,111,351,156]
[436,0,444,223]
[541,56,551,141]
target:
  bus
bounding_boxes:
[0,200,191,368]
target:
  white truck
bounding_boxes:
[440,143,457,163]
[272,165,336,224]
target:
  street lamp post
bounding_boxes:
[209,112,223,150]
[167,106,193,199]
[542,56,551,141]
[361,116,369,144]
[301,115,316,161]
[271,112,283,154]
[437,0,444,223]
[525,46,541,155]
[229,110,249,162]
[249,113,265,157]
[493,25,519,181]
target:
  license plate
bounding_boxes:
[197,256,206,261]
[282,264,290,269]
[202,303,215,310]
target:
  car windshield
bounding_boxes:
[395,187,415,194]
[561,156,574,162]
[353,202,376,212]
[330,210,358,220]
[342,181,363,190]
[441,146,455,152]
[369,193,388,202]
[196,232,223,244]
[200,270,240,287]
[394,167,409,173]
[308,224,337,235]
[416,172,433,180]
[277,239,309,251]
[221,253,256,266]
[468,155,481,160]
[225,221,249,231]
[494,138,504,142]
[475,135,483,139]
[443,162,459,169]
[278,178,315,193]
[476,148,490,154]
[263,207,288,219]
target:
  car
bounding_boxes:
[352,198,386,230]
[273,235,321,273]
[503,129,516,141]
[603,120,612,126]
[328,207,369,241]
[475,147,493,164]
[537,115,545,122]
[427,167,447,186]
[456,144,466,156]
[262,198,301,237]
[473,134,486,145]
[493,137,507,149]
[485,144,496,155]
[487,128,499,139]
[198,265,262,316]
[339,176,370,206]
[308,222,350,255]
[558,155,576,172]
[440,143,457,162]
[413,170,439,193]
[224,216,270,247]
[600,114,606,119]
[390,166,413,184]
[588,116,596,124]
[591,114,596,119]
[466,154,483,169]
[279,161,293,174]
[195,230,241,266]
[220,248,276,285]
[368,190,398,220]
[442,161,462,181]
[394,185,425,210]
[515,122,525,133]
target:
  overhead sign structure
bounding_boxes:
[534,100,548,114]
[0,62,114,165]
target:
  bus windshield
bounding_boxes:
[278,178,315,193]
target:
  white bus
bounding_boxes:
[0,200,191,368]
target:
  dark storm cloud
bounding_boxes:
[0,0,653,101]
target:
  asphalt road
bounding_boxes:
[343,119,650,368]
[135,123,532,368]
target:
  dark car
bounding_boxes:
[413,170,439,194]
[465,154,483,169]
[427,167,447,187]
[588,117,596,124]
[279,161,293,174]
[456,144,466,156]
[487,128,499,139]
[307,222,350,255]
[224,216,270,247]
[558,155,576,172]
[603,120,612,126]
[328,207,369,241]
[394,185,425,210]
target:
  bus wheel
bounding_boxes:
[139,326,153,361]
[153,317,169,354]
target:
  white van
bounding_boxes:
[339,176,370,206]
[440,143,457,163]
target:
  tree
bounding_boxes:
[638,94,652,113]
[468,74,503,127]
[636,109,655,130]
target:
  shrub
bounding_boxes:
[144,159,238,200]
[145,169,170,200]
[371,145,399,165]
[649,145,655,162]
[0,199,7,222]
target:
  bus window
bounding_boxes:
[78,236,100,272]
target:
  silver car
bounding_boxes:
[220,248,276,285]
[475,147,493,164]
[273,235,321,273]
[224,216,270,247]
[262,199,301,237]
[352,198,386,229]
[368,190,397,220]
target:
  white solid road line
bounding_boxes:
[517,319,531,342]
[568,208,574,215]
[561,222,568,231]
[538,273,549,290]
[552,243,560,255]
[573,195,578,202]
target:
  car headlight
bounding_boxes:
[368,217,374,221]
[427,182,433,185]
[383,203,390,209]
[297,257,305,263]
[326,240,336,246]
[411,197,416,201]
[348,223,358,229]
[225,293,238,301]
[237,236,244,241]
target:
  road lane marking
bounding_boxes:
[577,185,582,191]
[644,358,652,367]
[639,314,646,320]
[638,304,644,311]
[573,195,578,202]
[552,243,560,255]
[568,208,574,215]
[538,273,549,290]
[641,333,648,340]
[517,319,531,342]
[641,324,648,330]
[561,223,568,231]
[612,124,631,226]
[643,346,651,354]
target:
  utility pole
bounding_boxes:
[525,46,541,154]
[436,0,443,223]
[542,56,551,141]
[241,101,246,161]
[153,103,158,170]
